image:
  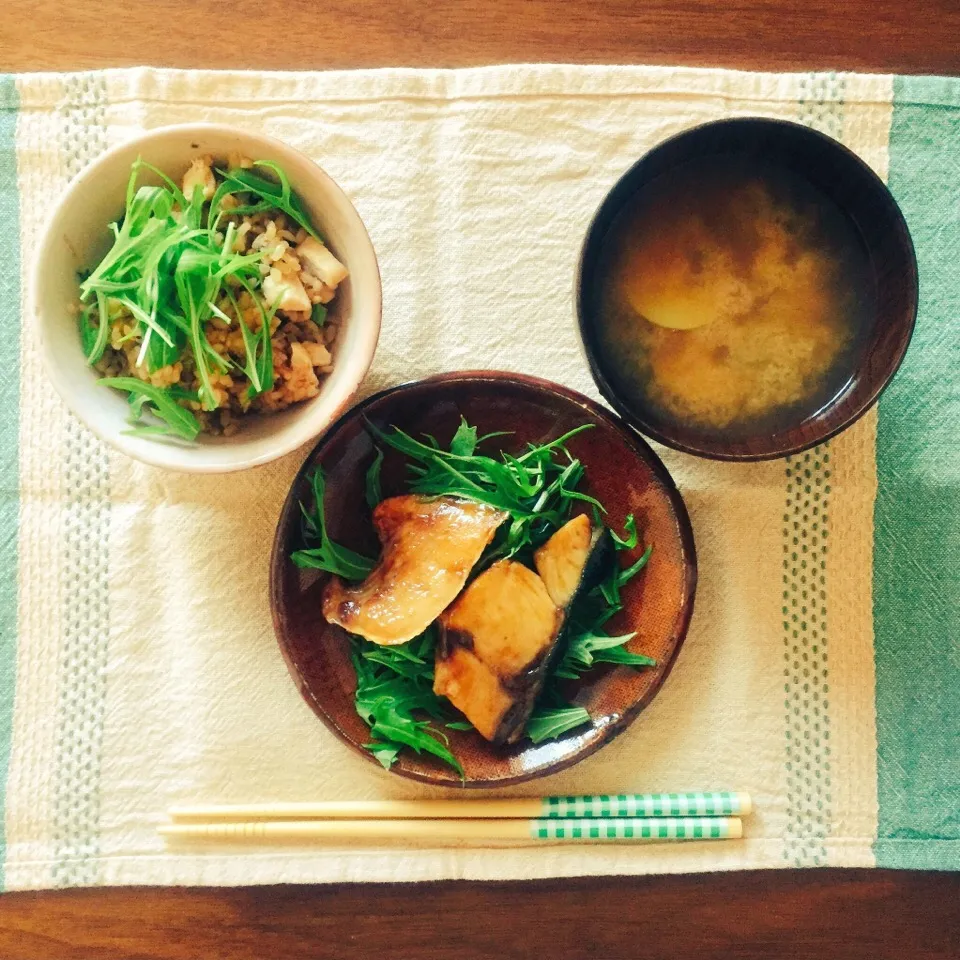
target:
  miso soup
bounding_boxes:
[591,156,874,441]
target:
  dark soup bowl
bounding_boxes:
[577,117,918,461]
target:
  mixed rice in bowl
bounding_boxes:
[79,153,349,440]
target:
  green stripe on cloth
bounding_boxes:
[875,75,960,870]
[781,72,844,869]
[0,74,21,891]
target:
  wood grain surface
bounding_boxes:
[3,0,960,74]
[1,871,957,960]
[3,1,959,957]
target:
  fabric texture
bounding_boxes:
[874,75,960,870]
[0,65,956,890]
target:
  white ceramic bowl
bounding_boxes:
[33,124,381,472]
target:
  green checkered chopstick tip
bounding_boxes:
[540,792,751,819]
[529,817,743,841]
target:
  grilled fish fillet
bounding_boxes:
[435,559,563,743]
[435,515,615,743]
[321,495,507,645]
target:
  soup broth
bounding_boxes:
[591,156,875,441]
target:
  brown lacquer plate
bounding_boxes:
[270,372,697,787]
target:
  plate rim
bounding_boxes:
[269,370,698,788]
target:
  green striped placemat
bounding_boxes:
[0,65,955,889]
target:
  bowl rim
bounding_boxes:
[575,115,920,462]
[269,369,698,788]
[31,122,382,473]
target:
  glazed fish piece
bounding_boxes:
[430,648,515,744]
[321,495,507,646]
[534,513,614,608]
[434,559,563,743]
[435,515,615,744]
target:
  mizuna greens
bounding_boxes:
[293,418,655,774]
[79,156,344,440]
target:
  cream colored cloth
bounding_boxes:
[5,66,895,888]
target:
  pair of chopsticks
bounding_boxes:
[160,792,751,844]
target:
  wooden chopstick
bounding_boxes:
[159,816,743,844]
[169,792,752,822]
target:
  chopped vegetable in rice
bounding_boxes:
[78,154,346,439]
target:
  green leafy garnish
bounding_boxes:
[552,532,656,680]
[232,275,280,400]
[449,418,479,457]
[368,417,602,567]
[311,303,328,327]
[365,743,402,770]
[610,513,639,550]
[78,298,110,364]
[619,543,654,583]
[364,448,384,509]
[293,420,658,771]
[526,706,591,744]
[291,467,376,580]
[598,543,653,607]
[555,632,657,680]
[353,628,462,776]
[78,154,319,437]
[98,376,201,441]
[209,161,319,239]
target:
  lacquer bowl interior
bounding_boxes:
[577,117,918,461]
[270,371,697,787]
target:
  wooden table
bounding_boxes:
[2,2,959,957]
[4,0,960,74]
